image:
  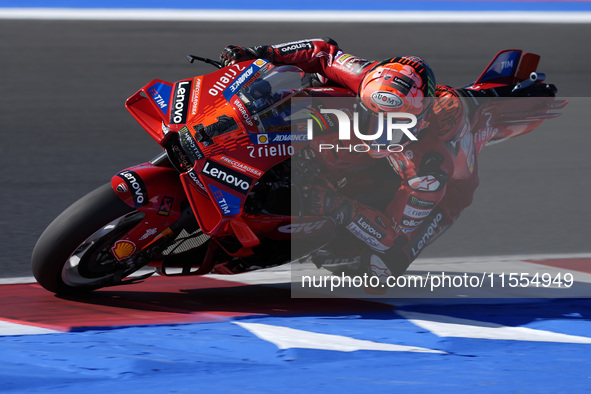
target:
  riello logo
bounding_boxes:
[307,109,418,153]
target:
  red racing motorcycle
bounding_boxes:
[31,50,562,294]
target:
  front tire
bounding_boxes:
[31,183,144,294]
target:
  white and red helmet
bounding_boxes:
[357,56,436,146]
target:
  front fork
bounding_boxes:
[109,153,205,271]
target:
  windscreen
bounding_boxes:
[234,65,311,133]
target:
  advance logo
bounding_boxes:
[201,160,252,194]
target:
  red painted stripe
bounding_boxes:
[0,276,392,332]
[525,258,591,274]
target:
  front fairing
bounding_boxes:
[125,59,355,255]
[135,61,314,241]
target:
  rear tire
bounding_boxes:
[31,183,143,294]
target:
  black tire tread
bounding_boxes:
[31,183,135,294]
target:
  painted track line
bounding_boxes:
[4,252,591,286]
[2,8,591,23]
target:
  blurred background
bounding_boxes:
[1,19,590,277]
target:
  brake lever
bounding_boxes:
[186,54,223,69]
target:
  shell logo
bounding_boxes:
[255,59,266,66]
[110,240,136,261]
[257,134,269,144]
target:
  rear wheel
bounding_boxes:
[31,183,145,294]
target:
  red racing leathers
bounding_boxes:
[221,38,497,277]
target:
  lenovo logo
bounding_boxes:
[201,160,252,194]
[170,80,192,124]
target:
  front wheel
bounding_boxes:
[31,183,145,294]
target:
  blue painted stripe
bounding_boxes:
[4,0,591,11]
[2,300,591,392]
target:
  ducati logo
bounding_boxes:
[116,183,128,193]
[117,170,148,207]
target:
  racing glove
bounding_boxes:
[220,45,275,67]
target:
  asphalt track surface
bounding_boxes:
[2,20,591,278]
[2,19,591,393]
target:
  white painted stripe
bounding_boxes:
[4,252,591,285]
[397,311,591,343]
[1,8,591,23]
[0,276,37,285]
[416,252,591,265]
[234,321,445,353]
[0,320,62,336]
